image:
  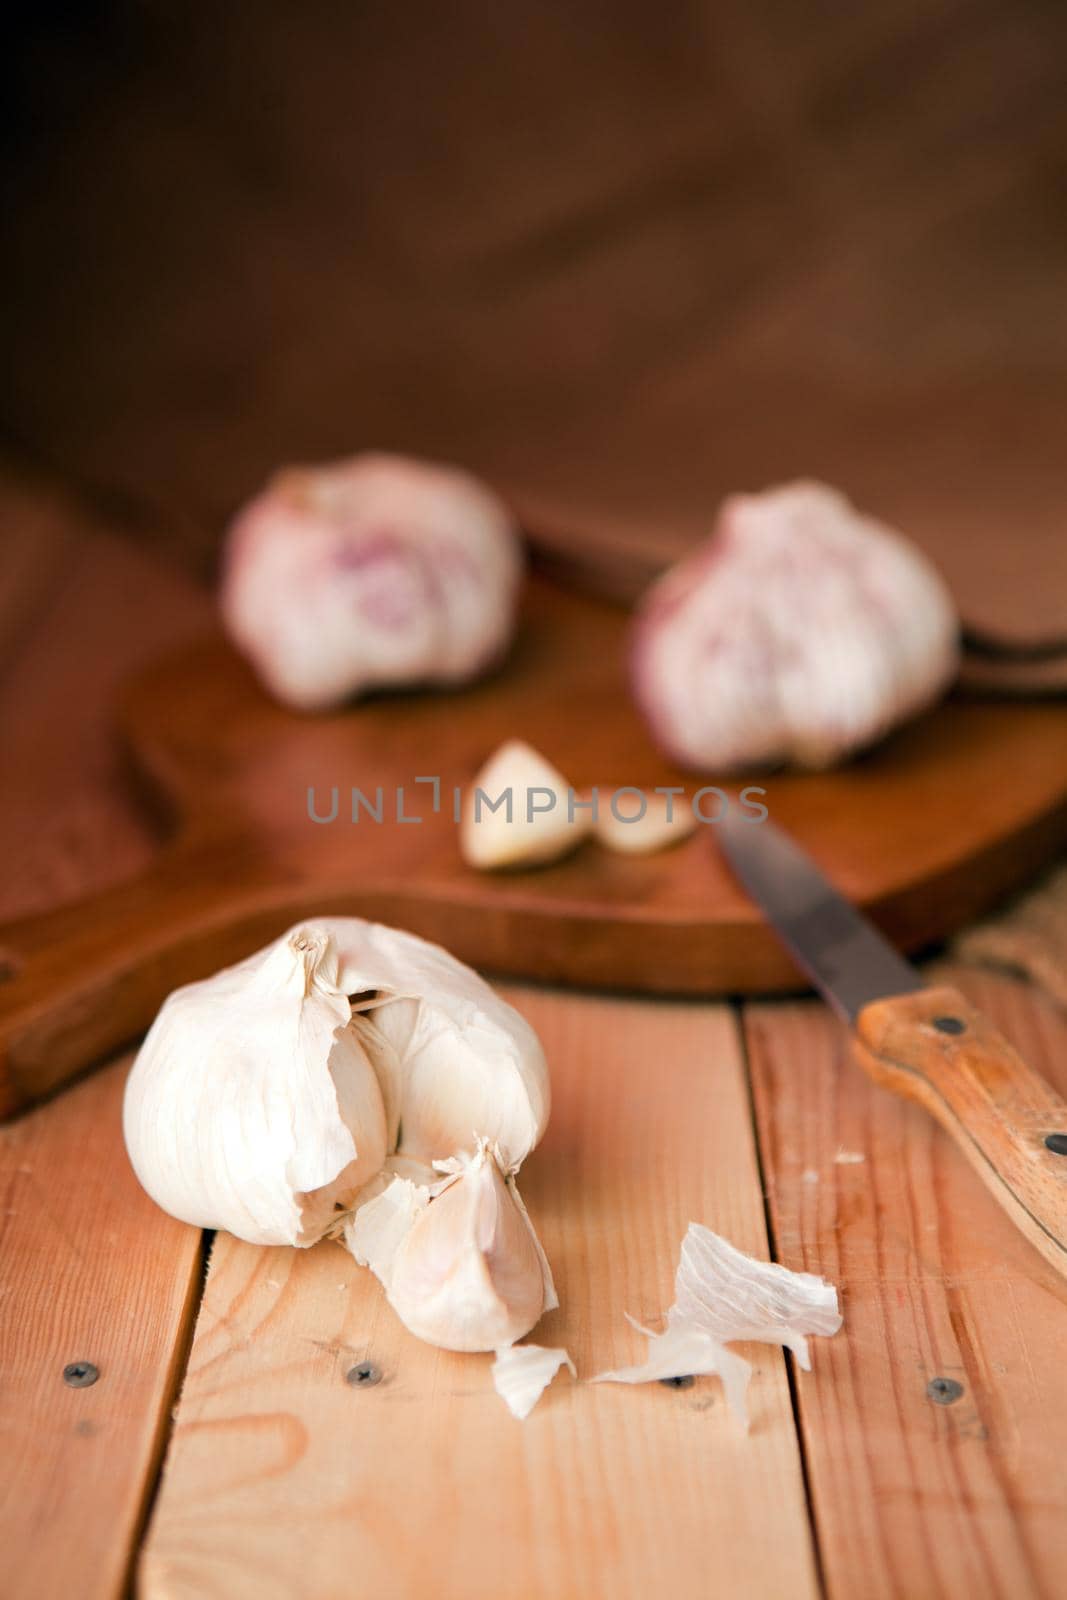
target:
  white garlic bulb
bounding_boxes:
[632,481,960,771]
[221,453,523,711]
[123,927,387,1246]
[361,1140,555,1353]
[123,919,549,1251]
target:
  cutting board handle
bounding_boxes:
[853,984,1067,1278]
[0,831,294,1120]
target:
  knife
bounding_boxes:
[718,809,1067,1278]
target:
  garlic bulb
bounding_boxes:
[221,453,523,711]
[360,1139,555,1353]
[632,481,960,771]
[124,918,549,1249]
[461,738,591,869]
[123,927,387,1246]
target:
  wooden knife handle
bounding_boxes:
[853,985,1067,1277]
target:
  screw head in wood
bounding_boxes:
[933,1016,966,1036]
[1044,1133,1067,1156]
[926,1376,963,1405]
[345,1360,382,1388]
[63,1361,99,1388]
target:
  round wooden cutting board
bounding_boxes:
[0,574,1065,1116]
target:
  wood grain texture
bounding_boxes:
[746,967,1067,1600]
[139,989,820,1600]
[0,571,1064,1117]
[853,984,1067,1278]
[0,1060,203,1600]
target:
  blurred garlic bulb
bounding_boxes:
[351,1139,555,1352]
[221,452,523,711]
[124,918,549,1251]
[632,481,960,771]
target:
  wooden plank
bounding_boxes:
[140,989,820,1600]
[745,966,1067,1600]
[0,1058,203,1600]
[0,477,209,1598]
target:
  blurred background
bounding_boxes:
[2,0,1066,633]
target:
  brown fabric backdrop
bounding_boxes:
[3,1,1066,632]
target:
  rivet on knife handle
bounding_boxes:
[852,984,1067,1276]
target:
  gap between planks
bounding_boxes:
[138,988,822,1600]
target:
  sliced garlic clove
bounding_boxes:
[594,792,698,856]
[123,926,388,1247]
[380,1140,551,1352]
[492,1344,575,1420]
[461,739,591,869]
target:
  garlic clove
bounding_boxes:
[461,739,592,870]
[123,926,388,1247]
[379,1140,551,1352]
[632,481,960,771]
[594,791,698,855]
[492,1344,575,1420]
[221,453,523,711]
[327,917,549,1169]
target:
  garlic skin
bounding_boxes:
[461,739,591,870]
[382,1141,554,1352]
[221,453,523,711]
[492,1344,575,1420]
[632,482,960,771]
[123,927,388,1247]
[124,918,549,1249]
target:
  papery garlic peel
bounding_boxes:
[123,919,549,1254]
[461,738,591,869]
[632,481,960,771]
[221,453,523,710]
[594,1222,842,1427]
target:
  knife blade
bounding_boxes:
[718,808,1067,1278]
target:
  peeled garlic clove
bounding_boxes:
[492,1344,575,1420]
[221,452,523,711]
[382,1141,552,1352]
[123,927,388,1247]
[461,738,591,869]
[594,791,697,855]
[632,481,960,771]
[323,916,550,1168]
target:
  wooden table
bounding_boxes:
[3,465,1067,1600]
